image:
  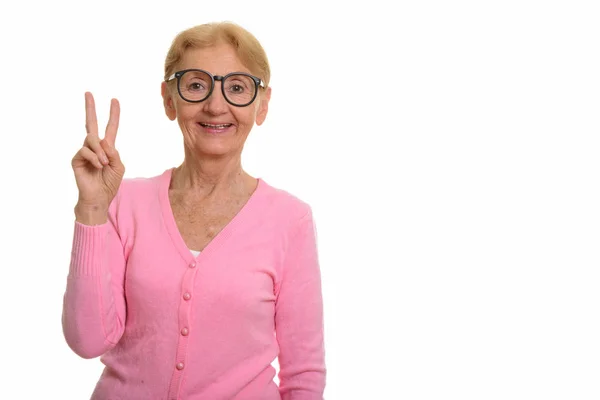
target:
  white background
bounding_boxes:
[0,0,599,399]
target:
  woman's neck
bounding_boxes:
[170,155,253,198]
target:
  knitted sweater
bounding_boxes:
[62,168,326,400]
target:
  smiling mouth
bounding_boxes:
[199,123,232,129]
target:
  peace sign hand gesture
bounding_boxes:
[71,92,126,224]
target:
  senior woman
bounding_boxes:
[62,22,326,400]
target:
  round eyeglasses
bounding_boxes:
[165,69,266,107]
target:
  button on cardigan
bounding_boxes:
[62,168,326,399]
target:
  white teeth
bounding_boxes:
[201,123,231,129]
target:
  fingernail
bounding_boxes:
[102,156,109,164]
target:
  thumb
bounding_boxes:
[100,139,124,169]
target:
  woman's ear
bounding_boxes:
[255,86,272,126]
[161,82,177,121]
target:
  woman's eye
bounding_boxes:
[229,84,244,93]
[189,83,205,91]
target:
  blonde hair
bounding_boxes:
[164,22,271,87]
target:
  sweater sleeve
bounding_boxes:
[275,209,326,399]
[62,198,127,359]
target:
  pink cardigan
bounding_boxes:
[62,168,326,399]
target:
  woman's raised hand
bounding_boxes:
[71,92,125,224]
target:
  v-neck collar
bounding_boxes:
[158,167,265,265]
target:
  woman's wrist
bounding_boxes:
[74,203,109,225]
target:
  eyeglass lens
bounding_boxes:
[178,70,256,105]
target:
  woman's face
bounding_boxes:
[161,44,271,158]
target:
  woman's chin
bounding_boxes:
[192,142,236,156]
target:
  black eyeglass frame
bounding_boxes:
[165,68,266,107]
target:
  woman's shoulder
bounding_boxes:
[107,168,171,215]
[117,168,170,197]
[259,178,314,223]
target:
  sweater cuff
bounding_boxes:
[69,221,109,277]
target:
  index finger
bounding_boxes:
[85,92,98,137]
[104,98,120,146]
